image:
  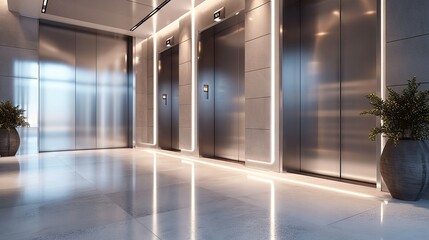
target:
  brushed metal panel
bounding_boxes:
[300,0,340,177]
[244,35,271,72]
[171,46,180,150]
[282,0,301,172]
[0,76,38,127]
[245,68,270,98]
[386,34,429,86]
[0,46,38,79]
[156,44,180,151]
[214,23,242,161]
[179,104,192,128]
[179,127,192,150]
[246,0,270,12]
[158,48,172,150]
[75,32,97,150]
[198,29,215,158]
[386,0,429,42]
[246,129,270,162]
[340,0,377,183]
[225,0,245,17]
[179,62,192,86]
[237,21,245,161]
[245,0,270,41]
[96,35,129,148]
[39,24,76,152]
[198,15,245,161]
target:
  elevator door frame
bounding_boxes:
[282,0,379,184]
[158,45,180,151]
[198,13,245,162]
[39,23,131,152]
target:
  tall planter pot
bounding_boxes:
[381,139,429,201]
[0,128,20,157]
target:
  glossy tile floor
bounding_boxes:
[1,149,429,240]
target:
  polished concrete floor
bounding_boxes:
[0,149,429,240]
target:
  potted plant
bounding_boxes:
[0,100,29,157]
[362,77,429,201]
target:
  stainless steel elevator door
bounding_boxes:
[96,35,129,149]
[340,0,377,182]
[40,24,129,151]
[300,0,341,177]
[40,25,76,151]
[158,46,179,151]
[198,30,215,157]
[214,22,245,161]
[75,32,97,150]
[171,47,180,150]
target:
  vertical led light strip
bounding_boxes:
[247,0,277,165]
[380,0,386,145]
[270,0,276,165]
[191,0,196,151]
[153,32,158,145]
[379,0,386,189]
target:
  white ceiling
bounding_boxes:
[7,0,206,38]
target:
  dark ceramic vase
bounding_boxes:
[0,128,20,157]
[381,139,429,201]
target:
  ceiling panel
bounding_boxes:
[7,0,202,38]
[126,0,162,7]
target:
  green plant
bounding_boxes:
[361,77,429,144]
[0,100,30,131]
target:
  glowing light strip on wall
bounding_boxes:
[146,150,380,199]
[153,32,158,146]
[379,0,386,189]
[181,0,196,152]
[247,0,277,165]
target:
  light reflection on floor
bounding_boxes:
[0,148,428,240]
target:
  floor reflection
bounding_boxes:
[249,175,275,240]
[0,149,428,240]
[182,160,195,240]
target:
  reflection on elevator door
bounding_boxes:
[198,13,245,162]
[158,45,180,151]
[282,0,378,183]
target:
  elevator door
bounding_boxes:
[158,46,179,151]
[283,0,377,183]
[198,14,245,161]
[214,23,245,160]
[300,0,341,177]
[39,24,129,152]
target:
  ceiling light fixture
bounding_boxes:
[130,0,171,31]
[41,0,49,13]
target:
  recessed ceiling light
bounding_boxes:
[130,0,171,31]
[41,0,49,13]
